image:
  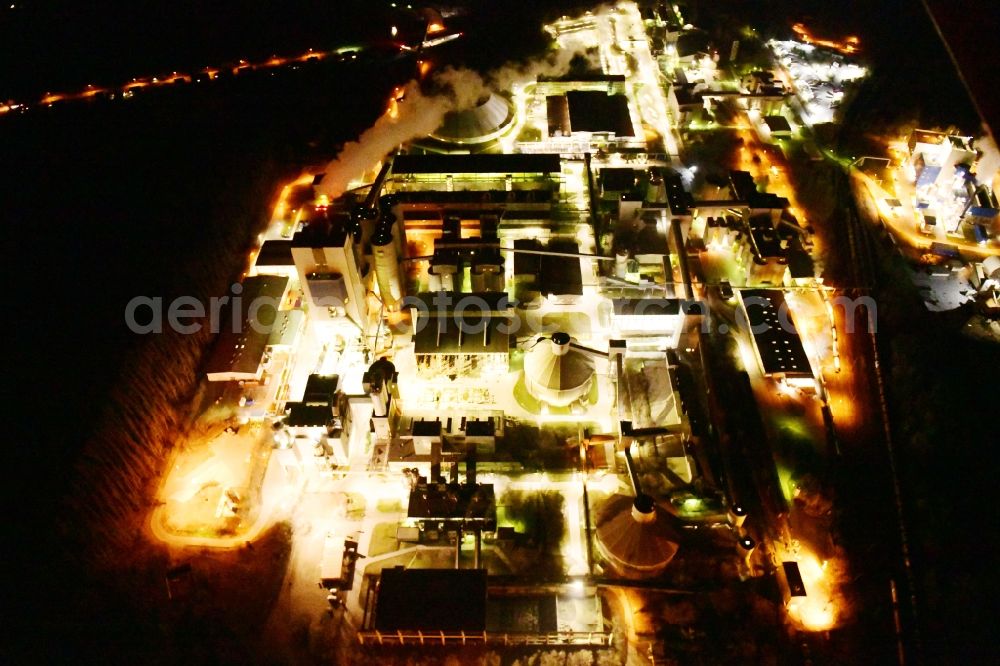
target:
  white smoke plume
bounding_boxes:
[315,37,598,200]
[313,79,449,200]
[486,41,600,94]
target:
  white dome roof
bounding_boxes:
[523,333,595,407]
[431,93,514,145]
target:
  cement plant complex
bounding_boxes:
[117,2,1000,664]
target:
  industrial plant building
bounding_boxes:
[180,5,855,653]
[204,275,291,382]
[739,289,814,388]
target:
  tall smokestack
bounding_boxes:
[372,205,402,308]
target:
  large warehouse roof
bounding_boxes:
[254,239,295,267]
[391,153,562,175]
[374,568,487,632]
[565,91,635,136]
[540,239,584,297]
[204,275,289,381]
[739,289,812,377]
[412,292,512,356]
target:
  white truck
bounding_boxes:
[319,534,358,589]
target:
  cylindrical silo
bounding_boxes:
[373,212,402,308]
[430,255,458,292]
[615,249,629,278]
[727,503,748,528]
[737,535,756,567]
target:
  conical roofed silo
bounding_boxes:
[595,493,681,579]
[523,332,595,408]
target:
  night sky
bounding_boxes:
[926,0,1000,137]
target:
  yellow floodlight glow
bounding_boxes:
[786,550,839,631]
[797,599,836,631]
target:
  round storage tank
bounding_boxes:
[429,93,515,147]
[595,493,681,579]
[523,333,595,408]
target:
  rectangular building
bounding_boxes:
[738,289,814,387]
[204,275,289,382]
[411,292,512,378]
[373,568,487,633]
[291,221,368,328]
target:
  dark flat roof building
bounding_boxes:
[782,561,807,597]
[739,289,812,381]
[254,239,295,267]
[763,115,792,134]
[540,239,584,297]
[204,275,289,382]
[391,153,562,175]
[749,226,786,260]
[663,169,692,215]
[284,373,340,428]
[465,419,496,438]
[411,291,513,358]
[513,238,542,276]
[302,374,339,405]
[285,404,335,428]
[600,168,641,193]
[729,170,789,210]
[413,317,511,356]
[786,249,815,281]
[612,298,686,316]
[565,90,635,136]
[412,419,443,437]
[374,568,487,632]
